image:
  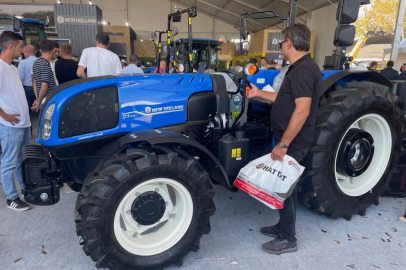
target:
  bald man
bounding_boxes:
[18,45,37,109]
[154,60,167,74]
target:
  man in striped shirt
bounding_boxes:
[32,39,56,112]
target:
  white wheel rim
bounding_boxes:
[113,178,193,256]
[334,113,392,197]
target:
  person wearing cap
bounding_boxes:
[121,59,127,69]
[122,54,144,75]
[379,61,398,81]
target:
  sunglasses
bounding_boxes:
[279,39,288,49]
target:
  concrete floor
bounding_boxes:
[0,115,406,270]
[0,183,405,270]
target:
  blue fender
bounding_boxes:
[118,129,232,189]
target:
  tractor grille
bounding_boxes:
[58,86,119,139]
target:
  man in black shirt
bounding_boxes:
[55,42,79,84]
[398,63,406,80]
[379,61,398,80]
[247,23,321,255]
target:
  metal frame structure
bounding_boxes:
[167,0,339,33]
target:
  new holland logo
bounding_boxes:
[122,104,185,119]
[107,32,125,36]
[57,16,65,24]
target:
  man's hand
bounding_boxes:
[31,100,39,112]
[271,145,288,162]
[246,83,262,99]
[0,111,20,126]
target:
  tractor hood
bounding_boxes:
[37,74,213,147]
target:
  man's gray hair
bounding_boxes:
[282,23,311,52]
[130,54,139,63]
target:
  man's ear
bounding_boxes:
[8,41,15,51]
[106,44,110,49]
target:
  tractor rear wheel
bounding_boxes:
[75,145,215,269]
[299,81,403,220]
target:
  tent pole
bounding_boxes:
[381,53,387,70]
[390,0,406,63]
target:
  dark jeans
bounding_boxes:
[277,147,309,241]
[23,86,36,109]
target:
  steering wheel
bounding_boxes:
[219,68,244,79]
[219,68,252,94]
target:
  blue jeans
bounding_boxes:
[0,124,31,200]
[23,86,36,109]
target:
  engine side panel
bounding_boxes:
[38,74,213,147]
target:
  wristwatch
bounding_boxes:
[278,141,288,148]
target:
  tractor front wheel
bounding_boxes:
[75,146,215,269]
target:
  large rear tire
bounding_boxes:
[299,81,403,220]
[75,145,215,269]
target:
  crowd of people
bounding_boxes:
[367,60,406,81]
[21,32,145,113]
[232,57,281,73]
[0,31,144,211]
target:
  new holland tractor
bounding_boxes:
[0,16,48,56]
[21,1,403,269]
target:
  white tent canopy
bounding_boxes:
[384,39,406,54]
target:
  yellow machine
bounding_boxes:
[348,35,368,66]
[348,30,385,67]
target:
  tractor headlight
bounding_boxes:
[41,103,55,140]
[244,63,259,76]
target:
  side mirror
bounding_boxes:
[189,6,197,18]
[241,41,249,56]
[173,14,182,23]
[240,17,247,40]
[172,27,179,36]
[336,0,360,24]
[13,18,21,32]
[334,25,355,46]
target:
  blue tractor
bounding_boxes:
[21,1,402,269]
[0,16,48,56]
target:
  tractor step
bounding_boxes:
[22,145,63,205]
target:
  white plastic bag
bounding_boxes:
[233,154,305,209]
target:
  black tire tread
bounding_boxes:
[75,145,215,269]
[298,81,403,220]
